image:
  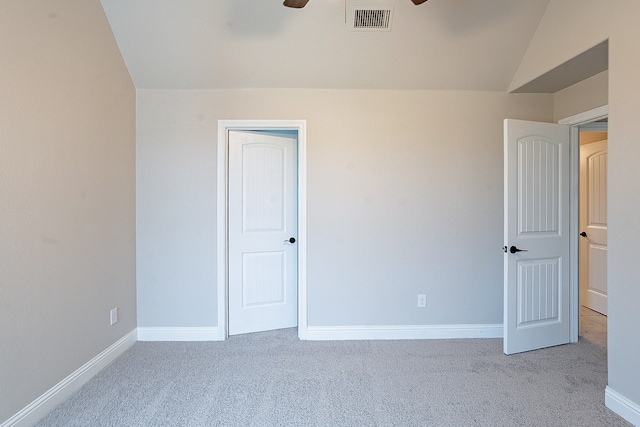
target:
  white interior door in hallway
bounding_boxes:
[504,119,571,355]
[580,139,608,315]
[228,130,298,336]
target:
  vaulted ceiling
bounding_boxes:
[101,0,553,91]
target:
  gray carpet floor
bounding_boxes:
[34,320,630,426]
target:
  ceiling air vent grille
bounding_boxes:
[350,7,394,32]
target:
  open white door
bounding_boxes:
[580,139,608,315]
[228,130,298,336]
[504,119,571,355]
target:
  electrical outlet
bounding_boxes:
[417,294,427,308]
[110,307,118,325]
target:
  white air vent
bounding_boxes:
[349,6,394,32]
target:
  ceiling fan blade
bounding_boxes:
[411,0,429,4]
[283,0,310,8]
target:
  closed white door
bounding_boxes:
[504,119,571,355]
[228,130,298,336]
[579,139,608,315]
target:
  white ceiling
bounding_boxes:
[100,0,552,91]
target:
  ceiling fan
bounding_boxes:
[284,0,428,8]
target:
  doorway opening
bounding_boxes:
[558,105,608,343]
[578,123,608,344]
[216,120,308,340]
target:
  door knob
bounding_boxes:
[580,232,588,238]
[284,237,296,243]
[509,246,527,254]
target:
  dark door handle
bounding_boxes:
[509,246,527,254]
[285,237,296,243]
[580,232,588,238]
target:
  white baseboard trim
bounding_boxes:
[605,386,640,426]
[1,329,137,427]
[137,326,223,341]
[304,324,503,341]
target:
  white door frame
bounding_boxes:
[217,120,308,340]
[558,105,608,342]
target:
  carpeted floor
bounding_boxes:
[34,315,630,426]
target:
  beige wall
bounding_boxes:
[554,71,608,122]
[521,0,640,422]
[136,89,552,329]
[580,132,607,146]
[0,0,136,422]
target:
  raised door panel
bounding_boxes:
[243,144,287,233]
[587,151,607,227]
[242,251,286,307]
[517,259,559,327]
[517,137,560,236]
